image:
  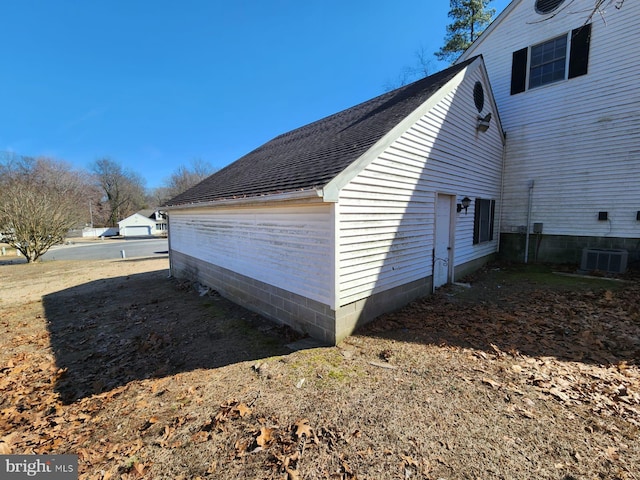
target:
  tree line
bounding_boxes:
[0,152,214,262]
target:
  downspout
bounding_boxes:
[524,180,534,264]
[496,132,507,254]
[167,213,173,277]
[431,248,436,294]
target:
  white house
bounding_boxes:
[458,0,640,267]
[118,210,167,237]
[165,57,505,344]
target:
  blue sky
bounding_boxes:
[1,1,510,190]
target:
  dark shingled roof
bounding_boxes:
[166,58,476,207]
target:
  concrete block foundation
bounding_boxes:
[170,250,492,344]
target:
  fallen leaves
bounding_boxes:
[481,377,501,389]
[255,426,276,447]
[505,404,536,419]
[294,418,314,440]
[3,260,640,479]
[471,350,640,426]
[183,398,330,477]
[0,434,13,454]
[0,345,160,478]
[605,446,620,461]
[547,387,571,403]
[365,272,640,428]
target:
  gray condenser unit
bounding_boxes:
[580,248,628,273]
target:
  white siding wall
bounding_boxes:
[468,0,640,237]
[337,68,504,306]
[170,204,334,306]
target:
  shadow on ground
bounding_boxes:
[43,269,299,403]
[358,263,640,366]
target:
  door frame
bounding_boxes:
[433,192,456,292]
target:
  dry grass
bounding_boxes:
[1,258,639,479]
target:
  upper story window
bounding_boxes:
[529,35,567,88]
[510,24,591,95]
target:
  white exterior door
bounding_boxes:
[433,194,453,289]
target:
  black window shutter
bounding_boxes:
[568,23,591,79]
[510,47,528,95]
[473,199,481,244]
[489,200,496,241]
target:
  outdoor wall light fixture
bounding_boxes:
[457,196,471,213]
[477,112,492,132]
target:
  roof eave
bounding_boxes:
[164,187,326,211]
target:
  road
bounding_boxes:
[42,238,169,261]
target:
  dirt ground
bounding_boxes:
[0,256,638,479]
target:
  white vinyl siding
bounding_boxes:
[338,167,433,305]
[462,0,640,237]
[337,68,503,306]
[169,204,334,306]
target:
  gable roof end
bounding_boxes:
[165,58,478,208]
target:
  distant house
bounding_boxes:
[457,0,640,265]
[164,57,504,344]
[118,210,167,237]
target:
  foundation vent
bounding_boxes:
[580,248,628,274]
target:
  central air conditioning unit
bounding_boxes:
[580,248,628,274]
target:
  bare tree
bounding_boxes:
[0,154,93,263]
[147,186,172,208]
[156,158,215,204]
[92,158,147,226]
[385,46,434,90]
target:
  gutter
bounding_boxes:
[163,188,325,211]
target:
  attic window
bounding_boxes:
[535,0,566,14]
[473,82,484,113]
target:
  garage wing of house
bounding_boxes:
[164,56,505,345]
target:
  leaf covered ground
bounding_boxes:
[1,258,639,479]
